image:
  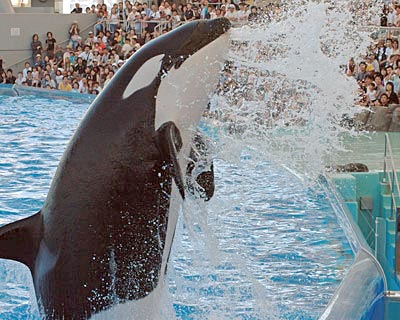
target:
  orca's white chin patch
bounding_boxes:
[155,32,230,149]
[122,54,165,100]
[89,280,174,320]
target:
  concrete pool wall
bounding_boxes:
[0,84,94,104]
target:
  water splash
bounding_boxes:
[0,1,376,318]
[208,1,375,181]
[168,1,375,319]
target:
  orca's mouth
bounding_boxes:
[179,17,231,55]
[160,18,231,75]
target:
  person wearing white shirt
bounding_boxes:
[388,7,396,26]
[395,4,400,26]
[149,5,161,20]
[164,2,172,16]
[79,45,94,67]
[148,5,160,32]
[15,72,25,85]
[22,62,31,79]
[121,39,134,59]
[209,6,217,19]
[225,4,238,23]
[385,38,394,61]
[237,3,249,23]
[171,10,181,28]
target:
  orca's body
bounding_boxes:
[0,18,230,319]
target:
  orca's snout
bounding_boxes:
[200,17,231,41]
[178,18,231,56]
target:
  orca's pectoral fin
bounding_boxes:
[0,212,43,270]
[156,121,185,199]
[186,132,215,201]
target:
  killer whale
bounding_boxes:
[0,18,230,319]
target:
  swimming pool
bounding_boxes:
[0,95,354,319]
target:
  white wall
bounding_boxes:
[0,0,15,13]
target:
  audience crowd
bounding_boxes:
[0,0,267,95]
[346,2,400,107]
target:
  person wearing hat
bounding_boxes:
[220,4,226,16]
[137,11,148,35]
[130,11,141,35]
[225,4,238,22]
[34,53,43,68]
[127,7,138,28]
[117,60,124,68]
[85,31,95,47]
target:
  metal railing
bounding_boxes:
[383,133,400,220]
[361,25,400,39]
[95,19,170,36]
[382,133,400,273]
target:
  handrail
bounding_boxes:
[360,25,400,39]
[382,133,400,274]
[383,133,400,218]
[361,26,400,31]
[154,20,170,34]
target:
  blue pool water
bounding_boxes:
[0,95,354,319]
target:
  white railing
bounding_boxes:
[383,133,400,219]
[382,133,400,273]
[361,25,400,39]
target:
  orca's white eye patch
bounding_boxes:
[122,54,165,99]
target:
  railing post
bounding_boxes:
[397,207,400,274]
[392,170,395,220]
[383,133,388,183]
